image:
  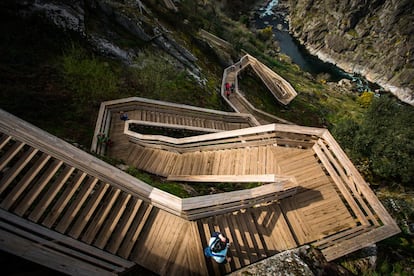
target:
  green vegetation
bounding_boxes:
[333,96,414,187]
[62,44,120,106]
[125,166,261,198]
[126,50,222,109]
[357,91,375,107]
[258,26,273,41]
[126,167,191,198]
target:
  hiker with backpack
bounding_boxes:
[204,232,231,264]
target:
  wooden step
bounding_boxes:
[1,153,51,210]
[81,188,122,244]
[42,171,88,228]
[94,193,132,249]
[0,147,38,195]
[0,141,25,171]
[118,203,154,259]
[14,160,64,217]
[28,166,76,223]
[54,176,98,234]
[106,198,143,254]
[69,182,110,239]
[0,134,12,150]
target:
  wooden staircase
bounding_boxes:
[0,135,153,252]
[0,133,157,274]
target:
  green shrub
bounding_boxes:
[357,91,374,107]
[62,44,119,105]
[258,26,273,41]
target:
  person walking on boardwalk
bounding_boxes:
[204,232,231,264]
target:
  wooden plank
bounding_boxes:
[237,211,260,263]
[94,193,132,249]
[0,134,12,150]
[28,166,76,222]
[187,221,209,275]
[249,147,259,175]
[42,171,87,228]
[118,204,153,259]
[163,151,179,176]
[55,177,99,234]
[279,199,310,245]
[69,183,110,239]
[142,149,160,172]
[168,174,279,183]
[226,214,245,268]
[258,146,266,174]
[1,153,51,210]
[322,132,398,227]
[0,147,38,195]
[106,198,143,254]
[245,210,267,259]
[14,160,64,216]
[321,225,400,261]
[136,209,172,265]
[145,215,186,273]
[312,225,372,249]
[82,188,122,244]
[0,140,25,171]
[313,143,370,226]
[159,220,189,275]
[318,139,379,226]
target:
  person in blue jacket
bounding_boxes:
[204,232,231,264]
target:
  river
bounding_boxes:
[253,0,377,92]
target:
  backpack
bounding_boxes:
[204,246,213,257]
[204,238,226,258]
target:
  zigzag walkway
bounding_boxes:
[0,109,301,275]
[0,54,400,275]
[221,54,296,125]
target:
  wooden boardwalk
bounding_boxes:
[0,54,400,275]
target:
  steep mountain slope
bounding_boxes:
[287,0,414,105]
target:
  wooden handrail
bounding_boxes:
[125,121,324,146]
[167,174,296,183]
[321,131,400,227]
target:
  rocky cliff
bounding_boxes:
[286,0,414,105]
[13,0,200,75]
